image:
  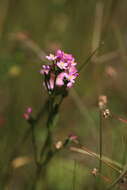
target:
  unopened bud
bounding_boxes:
[98,95,107,110]
[23,113,30,120]
[27,107,32,113]
[68,134,78,144]
[91,168,98,176]
[23,107,32,121]
[55,141,63,149]
[103,109,110,118]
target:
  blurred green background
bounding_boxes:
[1,0,127,189]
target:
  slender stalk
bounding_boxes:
[70,146,122,173]
[106,165,127,190]
[73,160,77,190]
[122,136,127,165]
[33,95,65,189]
[99,110,103,173]
[78,44,103,72]
[111,113,127,124]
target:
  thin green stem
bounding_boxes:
[33,95,61,189]
[78,44,103,72]
[70,146,122,173]
[73,160,76,190]
[122,136,127,165]
[99,110,103,173]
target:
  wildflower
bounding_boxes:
[56,49,64,59]
[57,49,75,63]
[63,53,74,62]
[23,107,32,120]
[64,72,77,88]
[56,72,66,86]
[68,65,78,74]
[46,53,57,61]
[56,61,68,70]
[27,107,32,113]
[40,65,50,75]
[40,49,79,93]
[70,61,77,66]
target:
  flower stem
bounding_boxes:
[99,110,103,173]
[70,146,122,173]
[33,95,65,189]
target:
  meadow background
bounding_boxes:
[0,0,127,189]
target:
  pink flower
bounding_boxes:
[67,81,74,88]
[27,107,32,113]
[63,53,74,62]
[56,72,66,86]
[40,65,50,75]
[41,49,79,91]
[23,107,32,120]
[56,49,64,59]
[65,73,76,82]
[56,50,75,63]
[64,72,77,88]
[47,73,55,90]
[46,54,57,61]
[71,61,77,66]
[68,66,78,75]
[56,61,68,70]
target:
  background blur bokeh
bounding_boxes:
[1,0,127,189]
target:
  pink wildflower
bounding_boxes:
[56,50,74,62]
[71,61,77,66]
[56,49,64,59]
[68,65,78,75]
[46,54,57,61]
[56,61,68,70]
[23,107,32,120]
[27,107,32,113]
[64,73,77,88]
[40,49,79,92]
[63,53,74,62]
[40,65,50,75]
[56,72,66,86]
[47,73,55,90]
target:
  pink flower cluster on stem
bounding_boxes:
[40,50,79,92]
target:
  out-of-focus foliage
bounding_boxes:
[1,0,127,189]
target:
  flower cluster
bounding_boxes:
[40,50,79,92]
